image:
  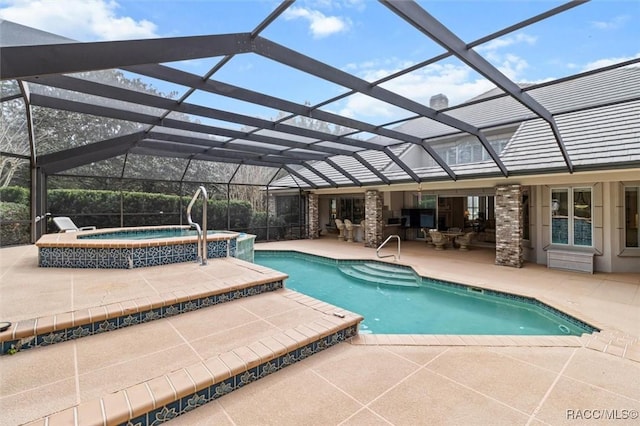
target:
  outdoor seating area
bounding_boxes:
[424,228,475,251]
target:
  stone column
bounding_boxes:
[308,193,319,239]
[364,190,383,248]
[495,184,523,268]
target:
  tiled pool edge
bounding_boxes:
[0,276,285,356]
[24,320,362,426]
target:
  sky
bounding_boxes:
[1,0,639,126]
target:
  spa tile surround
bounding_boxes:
[35,226,245,268]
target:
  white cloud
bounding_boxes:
[283,6,350,39]
[581,53,640,72]
[335,60,497,121]
[476,33,537,53]
[473,32,538,81]
[335,34,546,121]
[0,0,158,41]
[590,15,630,30]
[300,0,366,13]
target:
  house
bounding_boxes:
[271,65,640,273]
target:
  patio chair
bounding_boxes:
[335,219,345,240]
[456,232,475,251]
[421,227,433,245]
[429,229,449,250]
[343,219,354,242]
[52,216,96,233]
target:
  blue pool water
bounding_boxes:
[79,228,230,240]
[254,252,597,336]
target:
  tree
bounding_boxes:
[1,81,30,187]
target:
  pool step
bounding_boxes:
[338,262,420,287]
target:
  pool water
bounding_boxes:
[79,228,229,240]
[254,252,596,336]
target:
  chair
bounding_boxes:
[429,229,449,250]
[421,228,433,245]
[456,232,475,251]
[335,219,345,240]
[52,216,96,233]
[343,219,354,242]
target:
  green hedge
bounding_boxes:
[0,201,30,245]
[0,186,29,204]
[47,189,257,232]
[0,186,302,245]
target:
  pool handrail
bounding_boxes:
[186,186,208,265]
[377,234,401,261]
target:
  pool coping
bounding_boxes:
[254,248,640,362]
[35,225,238,249]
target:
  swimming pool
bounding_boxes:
[254,251,597,336]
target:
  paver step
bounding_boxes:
[0,259,288,356]
[10,289,363,426]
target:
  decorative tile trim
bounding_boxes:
[1,280,284,355]
[254,250,600,334]
[118,324,359,426]
[36,227,244,269]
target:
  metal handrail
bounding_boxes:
[186,186,208,265]
[376,234,401,261]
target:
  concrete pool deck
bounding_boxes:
[1,239,639,425]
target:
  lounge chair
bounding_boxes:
[335,219,345,240]
[52,216,96,233]
[429,229,449,250]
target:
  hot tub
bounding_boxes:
[35,225,254,269]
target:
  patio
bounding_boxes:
[0,238,638,425]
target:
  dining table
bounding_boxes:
[442,231,464,248]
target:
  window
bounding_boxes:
[466,196,480,220]
[483,138,508,161]
[414,193,437,209]
[625,187,639,248]
[332,197,364,223]
[428,134,510,168]
[551,187,592,246]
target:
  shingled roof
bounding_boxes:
[271,65,640,188]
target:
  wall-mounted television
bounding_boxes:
[401,208,436,229]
